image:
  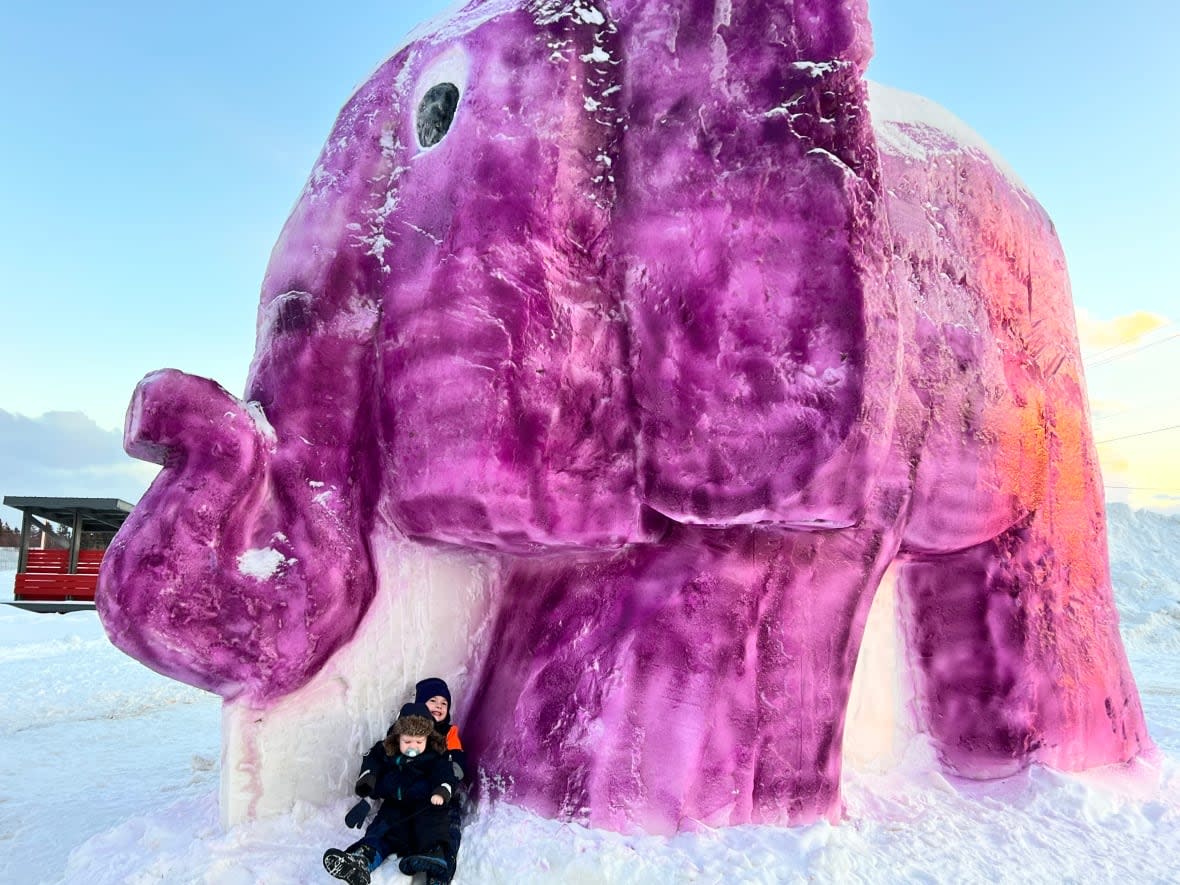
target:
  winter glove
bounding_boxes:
[430,784,453,806]
[345,799,371,829]
[354,771,377,797]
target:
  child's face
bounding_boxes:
[424,695,449,722]
[399,734,427,756]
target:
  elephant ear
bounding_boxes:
[603,0,895,528]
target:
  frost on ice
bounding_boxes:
[97,0,1152,835]
[237,548,293,580]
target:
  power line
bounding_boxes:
[1095,424,1180,445]
[1085,338,1147,365]
[1085,331,1180,369]
[1092,402,1153,424]
[1104,485,1180,492]
[1082,320,1174,364]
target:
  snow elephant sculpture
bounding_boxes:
[98,0,1151,833]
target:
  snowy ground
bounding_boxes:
[1,505,1178,885]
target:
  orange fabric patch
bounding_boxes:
[447,725,463,751]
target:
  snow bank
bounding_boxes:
[1108,502,1180,654]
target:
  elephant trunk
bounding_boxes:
[97,367,377,702]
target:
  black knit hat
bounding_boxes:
[414,677,452,706]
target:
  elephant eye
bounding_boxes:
[416,83,460,149]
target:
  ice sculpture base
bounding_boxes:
[219,535,496,826]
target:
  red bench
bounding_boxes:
[14,549,102,602]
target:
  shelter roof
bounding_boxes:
[3,497,134,532]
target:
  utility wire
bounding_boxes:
[1095,424,1180,445]
[1085,331,1180,369]
[1092,402,1153,424]
[1082,320,1174,364]
[1104,485,1180,492]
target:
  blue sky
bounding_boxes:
[2,0,1177,524]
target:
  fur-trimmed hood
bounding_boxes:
[383,702,446,756]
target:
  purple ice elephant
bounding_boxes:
[98,0,1150,833]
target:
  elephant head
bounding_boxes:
[98,0,892,704]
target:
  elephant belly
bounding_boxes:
[897,336,1047,556]
[875,91,1081,558]
[902,424,1030,555]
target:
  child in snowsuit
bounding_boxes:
[414,677,470,881]
[322,703,458,885]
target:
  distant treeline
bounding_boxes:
[0,520,76,549]
[0,520,21,547]
[0,520,119,550]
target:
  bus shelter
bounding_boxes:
[3,496,133,610]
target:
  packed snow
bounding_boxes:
[1,503,1177,884]
[867,81,1031,194]
[236,547,293,580]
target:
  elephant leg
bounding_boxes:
[895,514,1151,779]
[465,519,904,833]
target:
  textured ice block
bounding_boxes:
[98,0,1150,832]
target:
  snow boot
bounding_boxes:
[397,846,449,879]
[322,847,372,885]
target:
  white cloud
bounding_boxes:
[1076,308,1169,353]
[0,410,158,524]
